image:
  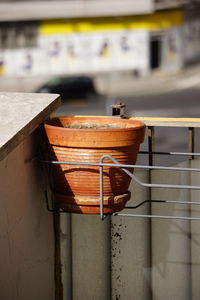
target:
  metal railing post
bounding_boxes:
[148,126,155,300]
[188,127,195,160]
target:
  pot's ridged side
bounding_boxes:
[55,192,131,214]
[44,116,146,214]
[50,145,139,196]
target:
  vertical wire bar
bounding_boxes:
[100,160,112,297]
[188,127,195,160]
[54,210,63,300]
[148,126,155,300]
[100,164,104,220]
[188,127,194,298]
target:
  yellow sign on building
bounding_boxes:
[40,10,183,35]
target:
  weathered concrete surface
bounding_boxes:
[0,133,55,300]
[0,92,60,161]
[0,92,60,299]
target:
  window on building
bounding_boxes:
[0,22,38,49]
[150,36,162,69]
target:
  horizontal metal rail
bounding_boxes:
[140,151,200,156]
[42,160,200,173]
[99,155,200,220]
[123,200,200,221]
[113,213,200,221]
[42,154,200,221]
[125,199,200,209]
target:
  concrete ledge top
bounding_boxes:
[0,92,61,161]
[130,117,200,128]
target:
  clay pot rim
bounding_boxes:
[45,116,145,132]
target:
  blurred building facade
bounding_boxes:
[0,0,200,77]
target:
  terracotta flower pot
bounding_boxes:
[44,116,145,214]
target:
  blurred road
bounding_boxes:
[55,79,200,118]
[120,71,200,165]
[52,65,200,118]
[54,69,200,165]
[54,74,200,166]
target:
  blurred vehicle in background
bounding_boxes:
[35,74,117,116]
[35,75,99,101]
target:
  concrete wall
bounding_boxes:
[0,131,55,300]
[152,162,191,300]
[161,27,183,72]
[182,18,200,64]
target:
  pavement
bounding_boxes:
[1,63,200,97]
[95,64,200,97]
